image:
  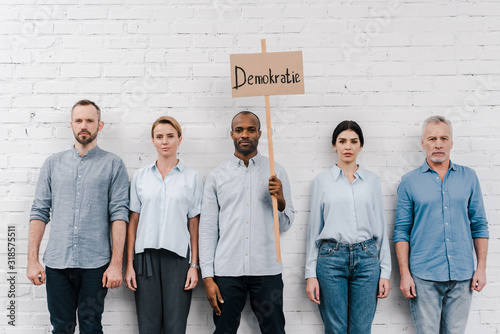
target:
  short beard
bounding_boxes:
[235,141,258,156]
[74,131,98,146]
[429,155,447,164]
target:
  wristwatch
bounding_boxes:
[190,263,200,269]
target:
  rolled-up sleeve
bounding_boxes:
[468,172,489,239]
[108,159,130,223]
[30,158,52,223]
[129,171,141,214]
[188,172,203,219]
[199,173,220,278]
[394,178,414,243]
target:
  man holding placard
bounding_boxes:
[199,111,294,334]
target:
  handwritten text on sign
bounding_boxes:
[230,51,304,97]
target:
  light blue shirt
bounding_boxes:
[199,153,294,278]
[394,160,489,282]
[30,146,130,269]
[305,166,391,279]
[130,160,203,259]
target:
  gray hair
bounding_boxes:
[422,115,453,138]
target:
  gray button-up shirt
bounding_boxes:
[30,146,130,269]
[199,153,294,278]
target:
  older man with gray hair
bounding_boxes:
[394,115,489,334]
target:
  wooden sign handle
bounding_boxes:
[261,39,281,264]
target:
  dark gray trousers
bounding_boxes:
[133,249,192,334]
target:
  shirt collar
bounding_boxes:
[150,159,184,172]
[419,159,457,173]
[72,145,100,158]
[231,152,261,167]
[330,165,364,181]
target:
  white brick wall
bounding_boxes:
[1,1,499,333]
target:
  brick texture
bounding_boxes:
[1,1,499,333]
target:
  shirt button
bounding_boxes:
[446,238,449,241]
[448,255,451,258]
[436,177,439,179]
[74,226,77,229]
[445,222,449,225]
[245,253,248,256]
[74,244,77,247]
[76,209,79,212]
[79,175,82,178]
[444,207,447,209]
[246,203,249,207]
[246,221,249,224]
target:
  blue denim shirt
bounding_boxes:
[394,160,489,282]
[30,146,130,269]
[199,153,294,278]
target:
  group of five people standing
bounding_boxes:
[27,99,489,334]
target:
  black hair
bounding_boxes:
[331,120,364,147]
[231,111,261,131]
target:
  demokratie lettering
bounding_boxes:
[233,66,301,90]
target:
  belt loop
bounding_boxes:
[145,250,153,277]
[136,252,143,276]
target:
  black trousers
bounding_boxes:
[213,274,285,334]
[134,249,192,334]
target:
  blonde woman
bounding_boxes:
[125,116,202,333]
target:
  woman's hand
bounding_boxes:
[184,267,199,290]
[306,277,321,305]
[124,264,137,291]
[377,278,390,298]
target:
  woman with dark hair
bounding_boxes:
[124,116,202,333]
[305,120,391,334]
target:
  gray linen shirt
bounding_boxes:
[30,146,129,269]
[199,153,294,278]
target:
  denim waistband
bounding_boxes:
[320,238,375,250]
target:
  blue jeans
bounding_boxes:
[213,274,285,334]
[46,265,108,334]
[410,275,473,334]
[316,239,380,334]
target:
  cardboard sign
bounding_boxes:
[230,51,304,97]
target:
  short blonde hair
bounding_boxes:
[151,116,182,138]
